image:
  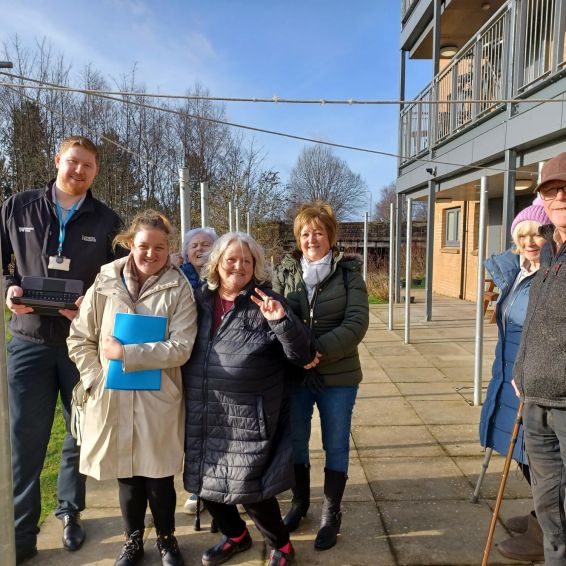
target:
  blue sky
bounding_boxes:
[0,0,431,214]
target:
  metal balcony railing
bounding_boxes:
[399,0,566,165]
[402,0,419,19]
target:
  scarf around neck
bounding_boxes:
[122,253,171,302]
[300,250,332,301]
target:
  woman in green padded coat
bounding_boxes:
[272,201,369,551]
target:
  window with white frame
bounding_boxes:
[444,207,461,247]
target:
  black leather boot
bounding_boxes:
[115,530,144,566]
[283,464,311,532]
[156,532,184,566]
[314,468,347,551]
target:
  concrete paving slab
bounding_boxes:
[380,500,520,565]
[384,366,448,383]
[289,501,394,566]
[361,457,472,501]
[356,382,402,400]
[454,456,533,500]
[375,355,435,369]
[395,382,462,401]
[410,400,482,425]
[412,342,472,357]
[428,424,485,457]
[352,398,423,426]
[352,425,444,459]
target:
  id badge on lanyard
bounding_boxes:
[48,200,79,272]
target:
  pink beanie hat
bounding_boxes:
[510,196,550,237]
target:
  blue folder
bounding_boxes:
[105,312,168,391]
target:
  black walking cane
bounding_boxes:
[481,401,524,566]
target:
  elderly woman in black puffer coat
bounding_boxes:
[182,232,313,566]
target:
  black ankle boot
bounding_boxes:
[283,464,311,532]
[115,530,144,566]
[314,468,347,551]
[156,532,184,566]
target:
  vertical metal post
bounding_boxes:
[179,168,191,237]
[432,0,441,75]
[235,208,240,232]
[363,212,368,282]
[474,176,489,406]
[425,181,435,321]
[200,182,209,228]
[228,201,233,232]
[0,242,16,566]
[502,149,516,250]
[404,198,413,344]
[395,192,403,303]
[388,202,396,331]
[246,212,251,235]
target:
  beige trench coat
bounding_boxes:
[67,257,197,480]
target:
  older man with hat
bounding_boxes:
[513,152,566,565]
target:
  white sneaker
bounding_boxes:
[183,494,201,515]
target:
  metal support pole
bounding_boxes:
[228,201,233,232]
[363,212,368,282]
[200,182,209,228]
[388,202,396,331]
[0,241,16,565]
[179,168,191,237]
[425,181,435,321]
[474,176,489,406]
[502,149,516,250]
[404,198,413,345]
[395,193,403,303]
[246,212,251,235]
[235,208,240,232]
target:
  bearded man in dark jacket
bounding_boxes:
[1,136,123,564]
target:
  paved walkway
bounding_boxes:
[29,293,535,565]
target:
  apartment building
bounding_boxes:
[396,0,566,305]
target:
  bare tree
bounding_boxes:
[374,181,427,222]
[287,145,367,220]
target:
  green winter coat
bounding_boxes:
[273,250,369,386]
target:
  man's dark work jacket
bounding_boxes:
[1,180,123,345]
[182,281,312,504]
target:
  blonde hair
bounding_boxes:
[203,232,271,291]
[293,201,338,250]
[113,209,173,250]
[512,220,544,254]
[58,136,99,164]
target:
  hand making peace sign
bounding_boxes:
[250,287,286,321]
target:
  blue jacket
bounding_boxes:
[479,250,535,464]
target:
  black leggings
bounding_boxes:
[203,497,289,549]
[117,476,176,535]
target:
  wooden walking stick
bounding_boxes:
[481,400,524,566]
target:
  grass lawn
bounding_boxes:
[4,309,66,524]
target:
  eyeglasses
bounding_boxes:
[539,185,566,200]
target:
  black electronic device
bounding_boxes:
[11,276,83,315]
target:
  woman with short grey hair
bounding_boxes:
[179,227,218,290]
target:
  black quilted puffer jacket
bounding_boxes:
[182,280,312,504]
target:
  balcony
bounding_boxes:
[400,0,566,166]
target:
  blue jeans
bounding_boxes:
[7,337,86,548]
[289,383,358,473]
[523,401,566,565]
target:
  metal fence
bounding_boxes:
[402,0,418,19]
[400,0,565,164]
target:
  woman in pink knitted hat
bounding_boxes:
[479,197,550,562]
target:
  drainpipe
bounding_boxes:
[388,202,396,330]
[502,149,517,250]
[404,197,413,344]
[424,180,436,321]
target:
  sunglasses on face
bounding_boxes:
[539,186,566,201]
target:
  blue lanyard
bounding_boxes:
[54,199,79,257]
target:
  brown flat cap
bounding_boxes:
[535,152,566,192]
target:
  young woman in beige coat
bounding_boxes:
[67,210,197,566]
